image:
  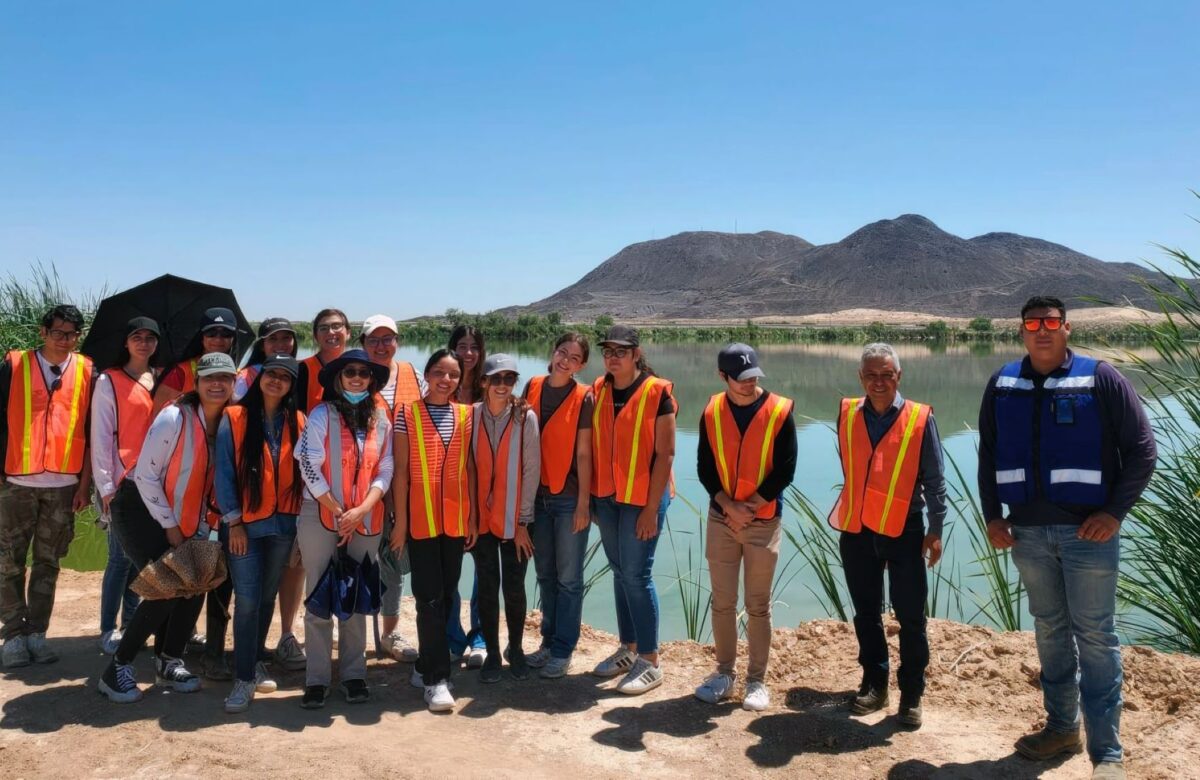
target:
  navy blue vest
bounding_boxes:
[992,355,1107,506]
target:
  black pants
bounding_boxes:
[201,527,232,660]
[109,480,204,665]
[471,532,529,668]
[839,512,929,699]
[408,534,465,685]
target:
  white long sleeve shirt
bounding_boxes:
[295,403,394,503]
[133,404,214,534]
[89,371,155,499]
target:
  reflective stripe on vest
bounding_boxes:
[321,401,387,535]
[473,405,523,539]
[407,401,471,539]
[704,391,793,519]
[526,375,586,494]
[4,350,93,476]
[591,374,672,506]
[164,404,211,539]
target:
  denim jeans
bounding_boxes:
[225,529,295,682]
[446,574,485,655]
[593,493,669,655]
[531,492,590,658]
[100,527,139,633]
[1011,524,1123,764]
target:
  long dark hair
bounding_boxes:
[547,331,590,373]
[245,320,299,367]
[447,324,485,402]
[236,376,304,513]
[328,374,383,434]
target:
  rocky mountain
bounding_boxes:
[517,215,1175,319]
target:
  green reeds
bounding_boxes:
[1,262,103,350]
[782,487,850,621]
[663,493,712,642]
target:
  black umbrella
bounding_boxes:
[81,274,253,370]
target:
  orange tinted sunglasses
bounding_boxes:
[1022,316,1064,332]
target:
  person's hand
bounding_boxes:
[572,502,591,534]
[465,519,479,551]
[339,505,366,535]
[1078,511,1120,542]
[389,523,408,554]
[635,506,660,541]
[726,501,755,531]
[101,494,114,514]
[514,524,534,561]
[72,484,90,514]
[921,533,943,568]
[165,526,185,548]
[228,524,248,556]
[986,518,1014,550]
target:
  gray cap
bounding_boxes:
[718,343,765,381]
[195,352,237,377]
[481,353,519,376]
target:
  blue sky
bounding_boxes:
[2,2,1197,320]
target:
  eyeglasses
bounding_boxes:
[364,335,397,348]
[553,347,583,366]
[488,372,519,387]
[341,366,373,380]
[601,347,631,360]
[47,329,80,342]
[316,322,347,334]
[205,329,235,339]
[1022,317,1064,332]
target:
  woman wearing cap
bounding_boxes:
[390,349,478,712]
[589,325,676,695]
[470,354,540,683]
[360,315,426,663]
[523,332,594,679]
[98,352,237,703]
[294,349,392,709]
[89,316,160,655]
[446,324,488,667]
[232,318,298,403]
[215,355,306,713]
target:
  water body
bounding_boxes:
[63,341,1148,642]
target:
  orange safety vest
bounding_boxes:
[4,350,94,477]
[526,375,587,494]
[163,403,217,539]
[702,391,794,520]
[473,404,526,540]
[224,405,306,523]
[591,374,674,506]
[828,397,931,538]
[301,355,327,415]
[404,400,472,540]
[174,359,199,394]
[383,360,423,421]
[103,367,154,479]
[317,399,389,536]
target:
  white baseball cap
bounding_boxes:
[361,314,398,337]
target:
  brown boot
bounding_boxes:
[897,694,922,728]
[1092,762,1126,779]
[850,684,888,715]
[1014,727,1084,760]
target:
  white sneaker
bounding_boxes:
[694,672,736,704]
[224,679,255,713]
[25,632,58,664]
[526,647,552,668]
[616,657,663,696]
[409,669,424,689]
[155,655,202,693]
[540,655,571,679]
[466,647,487,669]
[424,682,455,712]
[382,631,419,663]
[743,681,770,712]
[591,646,636,678]
[99,629,123,656]
[1,634,30,668]
[254,661,277,693]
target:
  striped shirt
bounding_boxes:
[394,401,456,447]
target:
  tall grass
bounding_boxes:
[782,487,850,621]
[1,262,104,350]
[662,493,712,642]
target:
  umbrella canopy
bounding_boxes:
[131,539,228,601]
[81,274,253,371]
[305,550,361,622]
[355,552,383,616]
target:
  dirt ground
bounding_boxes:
[1,571,1197,779]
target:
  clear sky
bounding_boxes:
[2,2,1197,320]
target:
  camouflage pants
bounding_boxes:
[0,481,75,639]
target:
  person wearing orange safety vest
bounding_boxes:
[214,355,306,713]
[90,316,161,656]
[389,348,478,713]
[151,307,241,415]
[232,317,298,403]
[468,354,540,684]
[98,352,236,703]
[588,325,676,696]
[830,342,946,730]
[0,304,95,669]
[359,314,426,664]
[294,349,392,710]
[694,344,796,713]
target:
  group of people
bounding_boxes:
[0,294,1152,779]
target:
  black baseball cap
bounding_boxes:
[200,307,237,333]
[260,354,299,379]
[257,317,296,338]
[718,343,765,381]
[125,316,161,338]
[600,325,640,348]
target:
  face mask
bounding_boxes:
[342,389,369,404]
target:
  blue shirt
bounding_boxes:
[215,409,298,539]
[860,392,948,536]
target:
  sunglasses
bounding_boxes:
[488,372,519,387]
[601,347,631,360]
[341,366,373,380]
[1022,317,1064,332]
[205,329,236,339]
[49,364,63,392]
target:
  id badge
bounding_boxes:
[1055,397,1075,425]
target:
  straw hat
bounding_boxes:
[131,539,228,600]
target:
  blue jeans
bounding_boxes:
[100,528,139,633]
[226,531,295,682]
[531,493,590,659]
[593,493,669,655]
[1011,524,1122,764]
[446,574,485,654]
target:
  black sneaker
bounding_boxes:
[897,695,923,728]
[508,651,530,681]
[300,684,330,709]
[479,662,503,684]
[340,678,369,703]
[156,655,202,693]
[850,684,888,715]
[98,660,143,703]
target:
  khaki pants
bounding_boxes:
[0,481,76,639]
[705,508,780,683]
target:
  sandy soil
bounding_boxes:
[624,306,1166,329]
[1,571,1197,779]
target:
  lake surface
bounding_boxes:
[63,341,1149,642]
